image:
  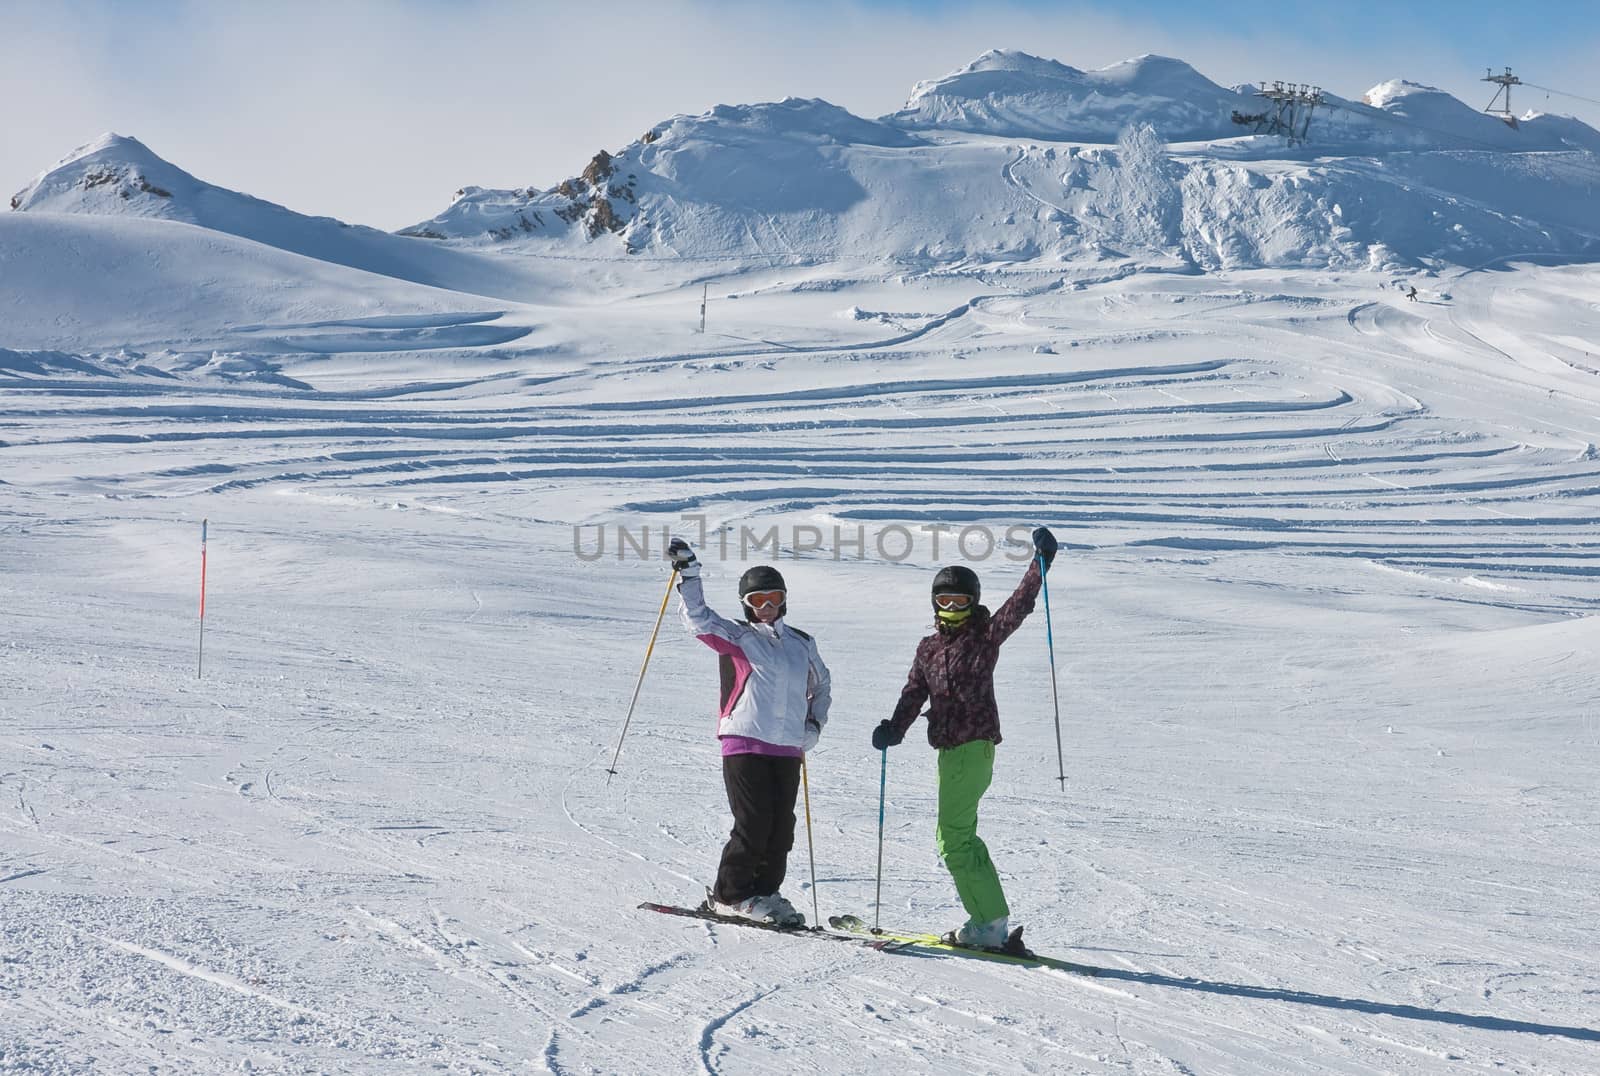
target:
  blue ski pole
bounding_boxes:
[872,746,887,933]
[1040,554,1066,787]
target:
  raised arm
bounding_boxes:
[988,558,1041,645]
[990,527,1056,645]
[677,567,745,644]
[670,539,745,645]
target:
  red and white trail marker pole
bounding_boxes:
[197,519,208,678]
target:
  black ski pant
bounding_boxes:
[714,753,803,905]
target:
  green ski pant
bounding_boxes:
[935,739,1009,923]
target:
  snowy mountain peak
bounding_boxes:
[8,131,541,299]
[1361,79,1442,109]
[401,96,919,248]
[901,49,1084,108]
[1095,53,1226,92]
[888,49,1253,141]
[11,131,186,214]
[946,48,1086,79]
[674,97,919,147]
[60,131,157,165]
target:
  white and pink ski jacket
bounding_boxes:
[677,567,831,750]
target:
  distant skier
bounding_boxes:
[872,527,1058,951]
[669,538,830,927]
[1406,285,1418,302]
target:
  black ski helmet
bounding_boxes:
[739,564,787,619]
[931,565,980,605]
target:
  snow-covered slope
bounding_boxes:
[9,134,551,301]
[406,116,1600,270]
[0,213,495,353]
[5,46,1600,1069]
[5,244,1600,1071]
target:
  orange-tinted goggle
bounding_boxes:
[933,592,973,610]
[744,590,786,610]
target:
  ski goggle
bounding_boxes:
[743,590,786,610]
[933,592,973,611]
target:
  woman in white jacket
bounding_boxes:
[668,538,831,927]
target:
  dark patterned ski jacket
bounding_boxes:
[887,560,1042,749]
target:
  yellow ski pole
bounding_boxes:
[606,568,679,785]
[801,756,820,927]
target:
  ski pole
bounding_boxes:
[606,568,679,785]
[197,519,208,678]
[801,756,819,928]
[872,746,887,934]
[1040,554,1066,787]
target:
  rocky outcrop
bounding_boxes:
[75,166,173,201]
[587,197,622,237]
[581,150,615,186]
[416,149,641,246]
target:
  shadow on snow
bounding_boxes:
[896,947,1600,1043]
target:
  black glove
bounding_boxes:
[871,720,905,751]
[667,537,697,570]
[1032,526,1058,570]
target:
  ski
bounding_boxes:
[640,903,913,950]
[643,904,1101,975]
[827,913,942,946]
[829,913,1102,976]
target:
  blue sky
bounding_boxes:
[859,0,1600,54]
[5,0,1597,228]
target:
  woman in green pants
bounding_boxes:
[872,527,1057,950]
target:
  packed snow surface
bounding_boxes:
[4,47,1600,1076]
